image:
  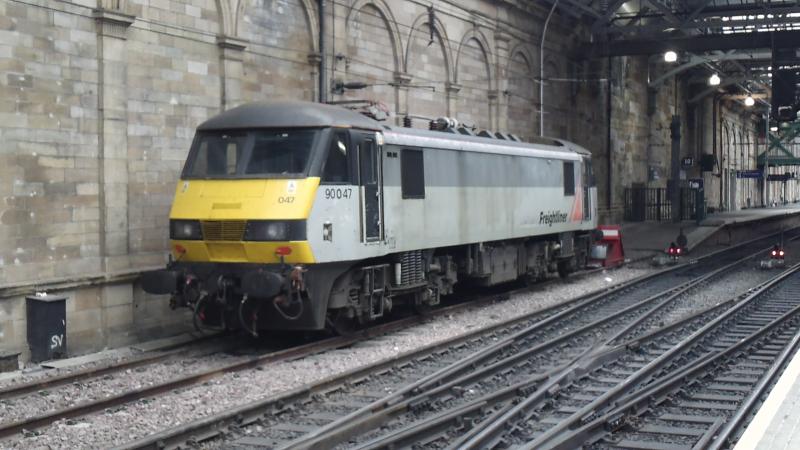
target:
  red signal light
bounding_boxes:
[676,248,682,254]
[780,250,785,257]
[772,250,778,256]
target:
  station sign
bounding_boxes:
[767,173,793,182]
[737,170,763,179]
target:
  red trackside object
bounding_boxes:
[591,225,625,267]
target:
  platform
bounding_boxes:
[733,336,800,450]
[620,203,800,261]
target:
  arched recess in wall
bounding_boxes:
[506,45,536,140]
[740,126,746,169]
[216,0,236,36]
[722,121,732,168]
[124,0,223,257]
[404,11,453,122]
[342,1,403,112]
[731,124,739,169]
[454,30,494,129]
[740,128,751,207]
[722,121,733,209]
[543,57,567,138]
[733,124,742,209]
[237,0,318,101]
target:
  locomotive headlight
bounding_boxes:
[244,220,307,241]
[170,220,202,240]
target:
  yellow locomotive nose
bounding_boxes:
[168,178,319,264]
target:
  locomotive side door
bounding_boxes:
[582,157,592,221]
[352,131,383,242]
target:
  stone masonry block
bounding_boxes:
[102,284,133,308]
[103,160,128,186]
[104,304,133,328]
[0,297,24,322]
[72,206,99,222]
[74,287,102,312]
[67,307,102,334]
[76,182,99,196]
[37,155,74,169]
[104,230,128,256]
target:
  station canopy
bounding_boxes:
[535,0,800,163]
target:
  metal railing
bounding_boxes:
[624,186,700,222]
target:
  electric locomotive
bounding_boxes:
[141,101,598,334]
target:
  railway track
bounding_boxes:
[0,265,615,443]
[112,231,796,449]
[278,236,787,450]
[533,262,800,450]
[0,333,230,400]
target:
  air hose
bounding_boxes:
[238,295,262,337]
[273,290,304,321]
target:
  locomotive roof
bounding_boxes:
[197,100,383,131]
[198,101,588,160]
[382,125,585,161]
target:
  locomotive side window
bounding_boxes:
[359,141,377,184]
[401,149,425,199]
[322,132,349,183]
[563,161,575,196]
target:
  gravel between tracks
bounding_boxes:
[8,267,654,449]
[0,352,248,427]
[657,264,784,327]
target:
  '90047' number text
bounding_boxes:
[324,188,352,199]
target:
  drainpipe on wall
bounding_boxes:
[606,56,613,211]
[539,0,559,136]
[764,109,770,207]
[713,95,722,210]
[318,0,327,103]
[670,115,681,223]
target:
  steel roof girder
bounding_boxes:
[648,51,771,88]
[590,0,631,34]
[582,30,800,57]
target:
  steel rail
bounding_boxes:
[362,253,774,450]
[110,268,684,450]
[281,283,696,448]
[349,270,783,449]
[359,288,744,450]
[0,333,228,401]
[708,308,800,449]
[0,266,617,443]
[526,262,800,450]
[453,236,800,449]
[289,245,768,450]
[107,228,794,449]
[0,268,599,404]
[0,305,465,440]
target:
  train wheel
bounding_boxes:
[413,302,433,316]
[327,309,359,337]
[557,260,573,279]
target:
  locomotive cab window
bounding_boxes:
[321,132,349,183]
[245,130,315,175]
[188,133,246,176]
[563,161,575,196]
[401,149,425,199]
[183,129,320,178]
